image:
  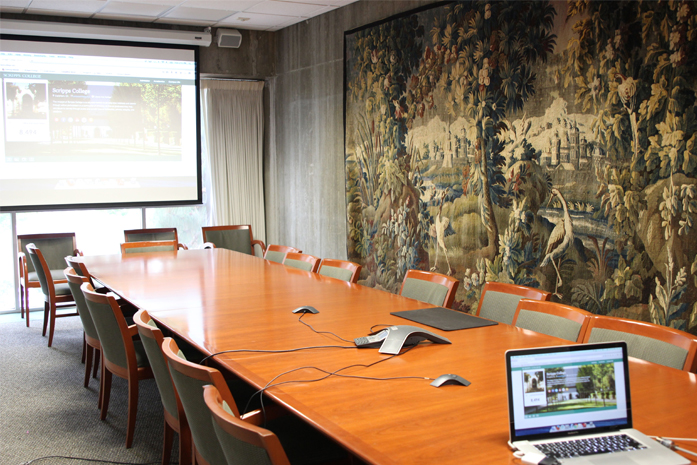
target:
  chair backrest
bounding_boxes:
[65,255,90,279]
[317,259,361,283]
[133,310,181,423]
[399,269,459,308]
[25,243,54,298]
[162,337,235,465]
[476,281,551,325]
[263,245,300,264]
[512,299,592,343]
[81,282,138,373]
[582,315,697,372]
[202,225,265,256]
[65,268,99,343]
[19,233,78,274]
[203,385,290,465]
[120,240,178,254]
[283,252,321,273]
[124,228,178,243]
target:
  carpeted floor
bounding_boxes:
[0,311,172,465]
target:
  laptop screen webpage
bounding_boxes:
[507,342,632,442]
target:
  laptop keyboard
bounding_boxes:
[534,434,647,459]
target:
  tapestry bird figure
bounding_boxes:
[430,191,455,275]
[541,188,574,298]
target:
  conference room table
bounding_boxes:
[78,248,697,464]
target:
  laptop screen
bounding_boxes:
[506,342,633,442]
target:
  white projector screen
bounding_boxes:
[0,36,201,211]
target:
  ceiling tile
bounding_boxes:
[163,5,234,21]
[0,0,32,9]
[179,0,260,10]
[99,1,173,16]
[26,0,107,14]
[216,11,289,29]
[247,1,324,17]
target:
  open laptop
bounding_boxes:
[505,341,688,464]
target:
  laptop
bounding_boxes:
[505,341,688,464]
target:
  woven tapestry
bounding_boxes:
[343,0,697,333]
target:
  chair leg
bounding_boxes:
[42,302,49,336]
[100,369,112,421]
[93,349,100,379]
[19,284,25,319]
[162,421,174,465]
[125,376,139,448]
[84,345,93,388]
[180,424,192,465]
[47,302,57,347]
[97,353,104,410]
[81,335,87,364]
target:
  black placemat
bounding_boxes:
[391,307,498,331]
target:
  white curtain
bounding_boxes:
[201,79,266,245]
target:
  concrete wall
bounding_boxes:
[266,1,437,259]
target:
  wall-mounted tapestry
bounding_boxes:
[344,0,697,333]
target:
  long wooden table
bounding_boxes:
[79,249,697,464]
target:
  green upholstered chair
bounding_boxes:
[582,315,697,372]
[283,252,321,273]
[317,259,361,284]
[264,245,300,264]
[124,227,188,250]
[475,281,551,325]
[133,310,191,465]
[511,299,592,343]
[18,233,80,326]
[82,283,153,448]
[399,269,459,308]
[161,336,238,465]
[202,225,266,257]
[120,240,179,254]
[65,268,102,391]
[25,243,78,347]
[204,385,291,465]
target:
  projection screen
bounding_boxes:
[0,36,201,211]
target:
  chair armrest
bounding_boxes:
[252,239,266,256]
[74,249,83,256]
[18,252,28,279]
[127,324,139,338]
[178,243,188,250]
[240,403,286,425]
[203,242,216,249]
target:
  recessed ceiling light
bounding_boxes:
[237,17,250,22]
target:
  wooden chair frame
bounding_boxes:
[264,244,301,262]
[18,232,79,325]
[82,283,154,448]
[133,310,191,465]
[124,227,188,250]
[511,299,592,343]
[25,243,78,346]
[283,252,321,273]
[203,385,291,465]
[476,281,551,318]
[582,315,697,372]
[318,259,362,284]
[120,240,179,254]
[400,269,460,308]
[65,268,102,390]
[201,225,266,256]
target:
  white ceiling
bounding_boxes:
[0,0,359,32]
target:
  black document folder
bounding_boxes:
[391,307,498,331]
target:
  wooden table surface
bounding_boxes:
[80,249,697,464]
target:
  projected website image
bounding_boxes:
[523,362,617,417]
[5,80,182,162]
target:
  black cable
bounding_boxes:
[244,343,426,423]
[21,457,168,465]
[198,344,355,365]
[297,312,354,343]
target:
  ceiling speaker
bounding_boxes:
[217,29,242,48]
